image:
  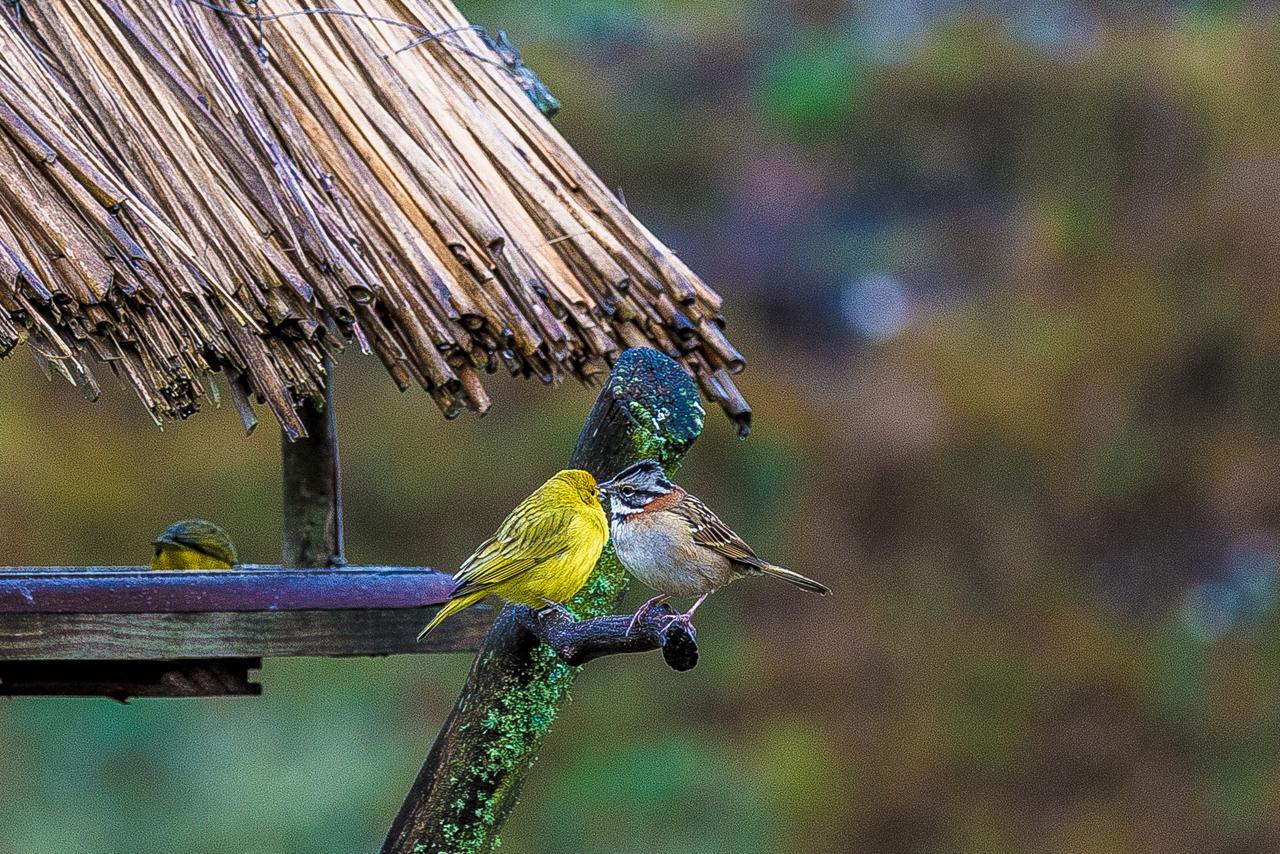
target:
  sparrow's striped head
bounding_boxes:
[597,460,673,519]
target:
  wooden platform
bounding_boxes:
[0,566,491,698]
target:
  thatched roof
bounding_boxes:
[0,0,749,438]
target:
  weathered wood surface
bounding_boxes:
[384,347,704,854]
[513,604,699,671]
[0,607,491,661]
[282,365,346,563]
[0,659,263,700]
[0,566,455,613]
[0,566,490,662]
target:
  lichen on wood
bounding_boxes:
[383,347,704,854]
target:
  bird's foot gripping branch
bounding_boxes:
[513,603,699,671]
[384,347,704,854]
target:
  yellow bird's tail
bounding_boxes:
[761,563,832,596]
[417,590,486,641]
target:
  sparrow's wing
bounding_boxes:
[673,494,768,572]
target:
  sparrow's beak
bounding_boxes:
[596,478,616,494]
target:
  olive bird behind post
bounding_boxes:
[151,519,239,570]
[599,460,831,635]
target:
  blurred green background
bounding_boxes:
[5,0,1280,851]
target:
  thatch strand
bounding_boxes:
[0,0,751,436]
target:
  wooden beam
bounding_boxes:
[0,566,457,613]
[0,659,263,700]
[0,606,492,660]
[282,361,345,568]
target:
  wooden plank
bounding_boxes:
[0,566,455,614]
[0,606,493,660]
[0,659,263,699]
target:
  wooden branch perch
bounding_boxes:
[512,604,699,671]
[383,347,705,854]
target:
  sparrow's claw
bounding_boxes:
[657,611,697,640]
[538,598,575,620]
[625,594,669,636]
[655,592,708,638]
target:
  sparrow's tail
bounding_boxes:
[416,591,483,641]
[762,563,832,596]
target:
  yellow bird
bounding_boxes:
[151,520,239,571]
[417,469,608,640]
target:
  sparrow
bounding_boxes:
[417,469,608,640]
[598,460,831,635]
[151,519,238,570]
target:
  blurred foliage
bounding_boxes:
[5,0,1280,852]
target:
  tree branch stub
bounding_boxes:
[512,604,699,671]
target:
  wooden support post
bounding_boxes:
[382,348,705,854]
[282,361,344,568]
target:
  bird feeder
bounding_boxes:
[0,0,745,849]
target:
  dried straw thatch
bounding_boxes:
[0,0,750,438]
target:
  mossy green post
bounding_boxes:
[383,348,705,854]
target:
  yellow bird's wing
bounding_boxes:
[449,505,580,598]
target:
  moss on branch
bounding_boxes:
[383,348,705,854]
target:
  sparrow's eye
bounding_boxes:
[620,485,636,497]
